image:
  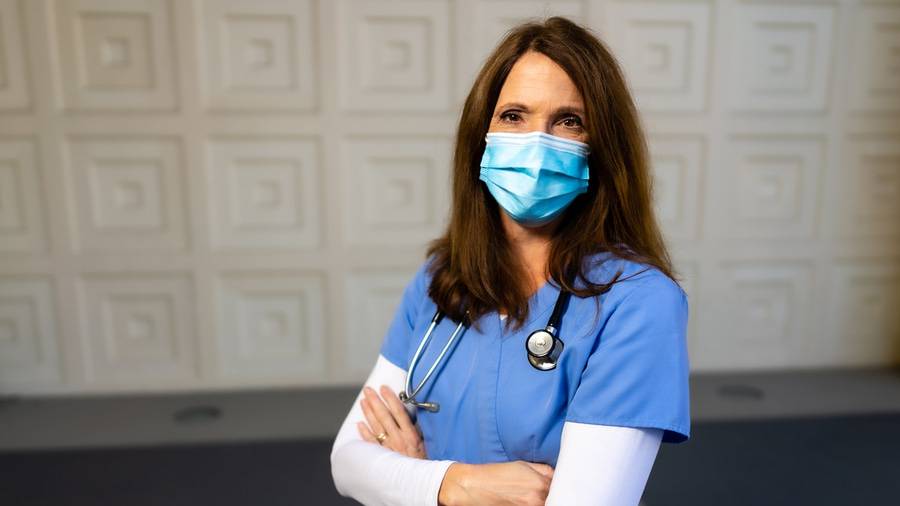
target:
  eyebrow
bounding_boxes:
[495,102,585,116]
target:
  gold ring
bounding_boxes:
[375,432,388,444]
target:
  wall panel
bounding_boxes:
[0,0,897,394]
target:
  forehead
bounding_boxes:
[497,51,583,107]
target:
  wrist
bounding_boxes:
[438,462,470,506]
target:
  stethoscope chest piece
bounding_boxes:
[525,288,571,371]
[400,288,573,415]
[526,328,564,370]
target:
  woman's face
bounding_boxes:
[488,51,587,143]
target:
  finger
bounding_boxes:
[379,385,418,437]
[357,421,377,443]
[362,390,407,453]
[361,398,403,453]
[363,386,401,436]
[380,386,424,453]
[360,397,386,439]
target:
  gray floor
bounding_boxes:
[1,366,899,451]
[3,413,897,506]
[1,367,899,506]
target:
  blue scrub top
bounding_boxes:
[378,251,691,467]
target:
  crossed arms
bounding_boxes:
[330,354,662,505]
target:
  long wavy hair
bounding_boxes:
[426,16,678,331]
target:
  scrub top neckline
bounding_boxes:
[496,277,559,336]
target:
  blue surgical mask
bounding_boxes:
[479,131,590,225]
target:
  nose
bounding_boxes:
[522,115,553,134]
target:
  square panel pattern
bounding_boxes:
[342,136,451,245]
[50,0,177,111]
[0,0,30,110]
[0,0,898,393]
[78,274,197,383]
[848,5,900,112]
[647,135,705,239]
[345,269,416,374]
[215,271,325,379]
[0,277,61,384]
[207,137,320,249]
[199,0,316,111]
[605,0,711,111]
[728,3,835,112]
[828,262,900,366]
[835,137,900,238]
[712,136,824,238]
[702,262,814,369]
[65,136,188,252]
[0,138,47,253]
[337,0,450,111]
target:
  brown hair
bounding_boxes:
[426,16,678,331]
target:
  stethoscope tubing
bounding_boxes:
[403,310,467,407]
[401,288,569,412]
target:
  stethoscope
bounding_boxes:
[398,288,572,413]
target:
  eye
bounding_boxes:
[499,111,522,124]
[560,115,583,130]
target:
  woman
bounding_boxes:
[331,16,689,506]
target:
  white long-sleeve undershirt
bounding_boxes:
[330,353,456,506]
[330,353,663,506]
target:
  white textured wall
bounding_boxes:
[0,0,897,395]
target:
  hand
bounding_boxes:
[439,461,554,506]
[357,385,426,459]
